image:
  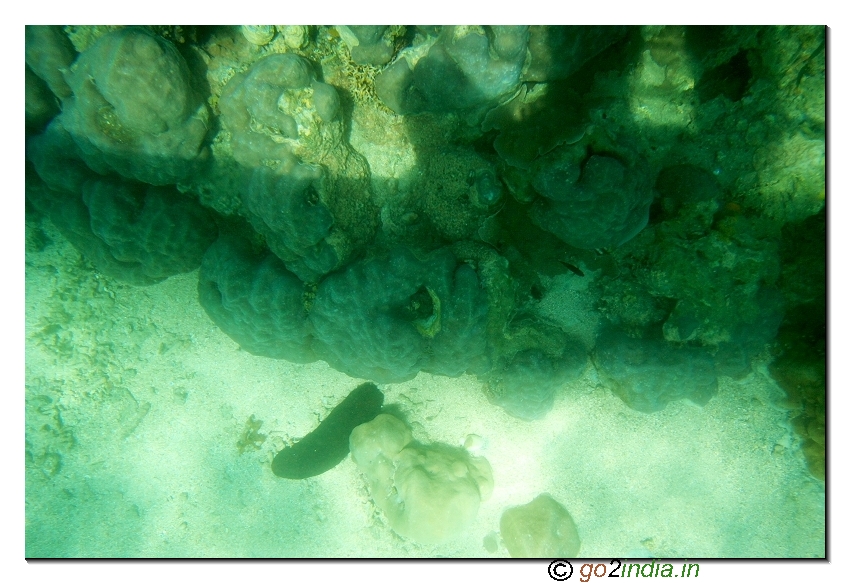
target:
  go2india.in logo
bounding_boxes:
[549,559,700,581]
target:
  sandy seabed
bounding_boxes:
[24,219,825,558]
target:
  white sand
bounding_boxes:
[24,220,824,558]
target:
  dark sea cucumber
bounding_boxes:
[272,382,384,479]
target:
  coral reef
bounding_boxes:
[523,26,629,82]
[240,25,275,47]
[768,215,826,480]
[25,24,825,427]
[336,26,396,67]
[24,25,826,556]
[481,81,588,170]
[485,344,586,421]
[25,67,60,131]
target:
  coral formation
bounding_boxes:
[240,25,275,46]
[770,338,825,481]
[58,28,209,185]
[643,224,783,350]
[593,327,718,412]
[481,81,588,170]
[25,25,76,100]
[349,414,493,545]
[28,119,95,195]
[768,217,826,480]
[530,144,654,250]
[375,26,528,116]
[523,26,628,82]
[218,53,336,168]
[198,234,314,362]
[485,345,586,421]
[417,149,505,242]
[500,493,582,558]
[27,165,216,286]
[25,24,825,442]
[26,67,60,131]
[242,165,338,281]
[217,52,378,281]
[310,246,490,383]
[24,24,827,557]
[336,26,396,67]
[82,178,216,275]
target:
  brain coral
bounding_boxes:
[530,145,653,249]
[218,53,378,281]
[25,25,76,100]
[375,26,529,116]
[349,414,493,545]
[218,53,336,169]
[243,165,338,282]
[593,326,717,413]
[27,170,217,286]
[198,235,315,363]
[59,27,209,185]
[486,344,586,421]
[81,178,217,279]
[27,116,216,286]
[500,493,581,558]
[310,246,490,383]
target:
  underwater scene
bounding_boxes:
[24,25,825,558]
